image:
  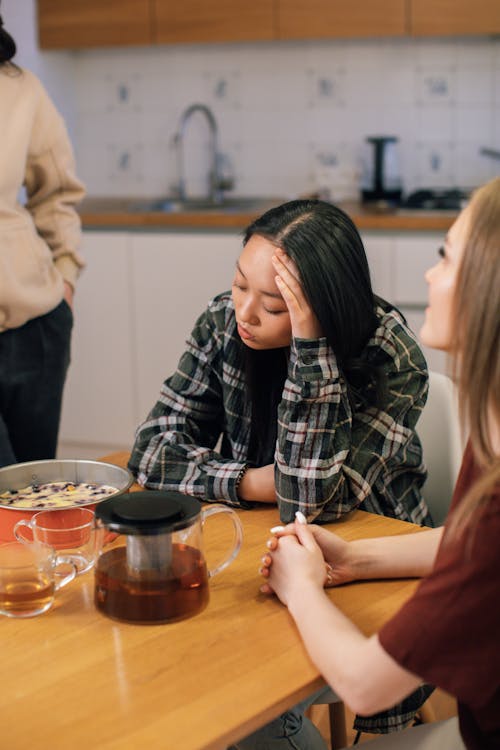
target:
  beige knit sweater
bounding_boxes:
[0,65,85,332]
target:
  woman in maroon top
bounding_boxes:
[257,177,500,750]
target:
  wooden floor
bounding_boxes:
[309,688,457,747]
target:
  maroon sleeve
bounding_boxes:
[378,448,500,709]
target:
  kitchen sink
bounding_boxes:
[129,196,281,213]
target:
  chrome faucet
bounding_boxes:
[174,103,233,205]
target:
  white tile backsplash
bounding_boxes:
[456,106,492,143]
[71,37,500,198]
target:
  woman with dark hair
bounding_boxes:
[256,177,500,749]
[129,199,430,527]
[0,9,85,466]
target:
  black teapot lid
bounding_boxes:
[95,491,201,535]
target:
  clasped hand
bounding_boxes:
[259,517,355,607]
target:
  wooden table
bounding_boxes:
[2,452,426,750]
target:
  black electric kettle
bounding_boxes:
[361,136,402,206]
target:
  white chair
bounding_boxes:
[311,371,463,748]
[417,370,463,526]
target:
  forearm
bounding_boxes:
[26,137,86,285]
[346,527,443,580]
[288,585,421,714]
[130,401,249,506]
[276,344,353,522]
[134,440,250,506]
[238,467,276,504]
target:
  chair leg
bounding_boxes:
[329,701,348,750]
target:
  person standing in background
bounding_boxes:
[0,10,86,467]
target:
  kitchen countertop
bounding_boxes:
[78,197,459,232]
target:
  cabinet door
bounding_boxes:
[410,0,500,35]
[276,0,407,39]
[59,232,137,450]
[153,0,275,43]
[393,234,440,307]
[393,234,447,374]
[131,232,239,421]
[361,233,394,302]
[37,0,153,49]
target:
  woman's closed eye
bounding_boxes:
[264,307,287,315]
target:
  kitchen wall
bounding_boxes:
[72,36,500,200]
[1,0,77,137]
[3,1,499,200]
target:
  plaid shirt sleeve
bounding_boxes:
[128,299,249,507]
[275,307,430,525]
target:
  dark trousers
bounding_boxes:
[0,300,73,467]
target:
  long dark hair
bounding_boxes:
[242,199,385,465]
[0,12,16,64]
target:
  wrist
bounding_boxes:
[238,466,276,503]
[347,539,379,580]
[288,578,326,619]
[234,465,248,499]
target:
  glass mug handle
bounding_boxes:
[53,555,78,590]
[201,504,243,578]
[13,519,35,543]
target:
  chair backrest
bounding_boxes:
[417,371,463,526]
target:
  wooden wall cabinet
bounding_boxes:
[37,0,274,49]
[153,0,275,44]
[37,0,154,49]
[37,0,500,49]
[410,0,500,36]
[275,0,407,40]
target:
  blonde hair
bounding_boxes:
[447,177,500,536]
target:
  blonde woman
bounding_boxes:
[253,177,500,750]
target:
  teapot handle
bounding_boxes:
[201,504,243,578]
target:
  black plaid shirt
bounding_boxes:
[129,292,431,526]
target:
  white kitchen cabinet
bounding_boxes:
[392,234,446,376]
[393,235,439,306]
[362,230,447,374]
[58,231,137,455]
[58,227,448,459]
[361,233,394,301]
[59,229,240,457]
[130,231,240,421]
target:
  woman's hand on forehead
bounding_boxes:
[272,249,323,340]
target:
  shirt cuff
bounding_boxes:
[291,337,340,382]
[54,253,85,290]
[211,462,255,509]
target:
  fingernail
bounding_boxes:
[295,511,307,525]
[270,525,285,533]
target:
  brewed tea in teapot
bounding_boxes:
[94,492,242,624]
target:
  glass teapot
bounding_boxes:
[94,491,243,624]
